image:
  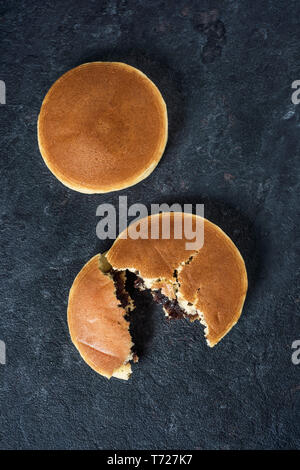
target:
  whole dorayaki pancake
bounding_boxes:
[107,212,248,347]
[67,254,134,379]
[38,62,168,193]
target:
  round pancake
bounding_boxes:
[107,212,248,346]
[38,62,168,193]
[67,254,133,379]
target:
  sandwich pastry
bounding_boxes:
[67,213,248,380]
[38,62,168,193]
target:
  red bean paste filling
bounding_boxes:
[111,269,198,322]
[111,270,131,309]
[134,277,197,320]
[110,269,139,362]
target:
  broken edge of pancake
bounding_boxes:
[127,254,214,346]
[98,253,138,380]
[112,362,132,380]
[106,249,241,351]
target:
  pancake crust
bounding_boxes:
[107,212,200,280]
[177,222,247,346]
[38,62,168,193]
[107,213,248,346]
[67,254,133,379]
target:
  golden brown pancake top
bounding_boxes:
[67,255,132,378]
[177,222,247,346]
[38,62,167,193]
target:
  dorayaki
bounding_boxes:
[38,62,168,193]
[67,213,248,379]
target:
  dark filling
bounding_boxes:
[133,276,146,290]
[111,270,131,309]
[133,275,199,320]
[113,272,198,321]
[151,290,187,319]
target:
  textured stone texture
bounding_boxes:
[0,0,300,450]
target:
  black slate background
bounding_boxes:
[0,0,299,450]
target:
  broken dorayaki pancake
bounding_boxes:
[38,62,168,193]
[107,212,248,347]
[67,254,135,380]
[67,213,248,379]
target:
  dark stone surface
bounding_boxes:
[0,0,299,450]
